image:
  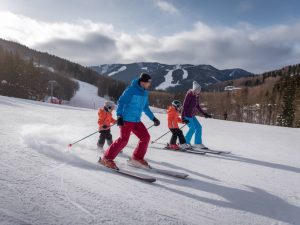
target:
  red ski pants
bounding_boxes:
[104,121,150,160]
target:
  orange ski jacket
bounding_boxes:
[98,108,116,130]
[167,106,182,129]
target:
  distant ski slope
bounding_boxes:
[68,80,107,109]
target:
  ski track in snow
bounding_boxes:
[1,81,300,225]
[59,170,96,222]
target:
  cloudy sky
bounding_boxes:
[1,0,300,73]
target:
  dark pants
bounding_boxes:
[169,128,186,145]
[98,129,113,147]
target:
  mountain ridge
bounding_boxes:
[90,62,254,92]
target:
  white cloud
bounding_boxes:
[154,0,180,15]
[0,11,120,64]
[1,11,300,73]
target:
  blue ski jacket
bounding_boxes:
[116,79,154,122]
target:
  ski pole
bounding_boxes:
[151,124,186,144]
[151,130,171,144]
[179,124,187,130]
[147,124,155,130]
[68,124,117,147]
[151,142,166,146]
[68,130,99,148]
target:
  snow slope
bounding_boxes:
[0,94,300,225]
[108,66,127,77]
[67,80,107,109]
[67,80,165,113]
[156,65,181,91]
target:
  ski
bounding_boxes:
[150,167,189,179]
[127,158,189,179]
[191,146,231,155]
[114,169,156,183]
[161,145,231,155]
[163,146,206,155]
[190,148,223,154]
[99,159,156,183]
[185,148,208,155]
[203,149,231,154]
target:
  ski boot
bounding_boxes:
[166,143,180,150]
[179,143,192,150]
[99,156,118,170]
[193,144,209,150]
[128,157,150,169]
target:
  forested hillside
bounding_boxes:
[0,47,78,101]
[199,64,300,127]
[0,39,128,101]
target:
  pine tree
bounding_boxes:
[277,75,297,127]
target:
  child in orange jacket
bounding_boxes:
[97,101,116,150]
[167,100,190,150]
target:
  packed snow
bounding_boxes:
[99,64,110,74]
[182,68,188,79]
[67,80,107,109]
[67,80,165,113]
[156,65,190,91]
[0,83,300,224]
[156,69,180,90]
[210,76,221,82]
[108,66,127,77]
[229,70,236,77]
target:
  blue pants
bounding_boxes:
[184,116,202,144]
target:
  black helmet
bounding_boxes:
[172,100,182,109]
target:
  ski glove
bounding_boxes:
[102,125,108,129]
[153,117,160,126]
[182,119,189,124]
[204,113,212,118]
[117,116,124,126]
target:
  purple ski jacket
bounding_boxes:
[182,90,205,118]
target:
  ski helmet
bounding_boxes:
[172,100,182,109]
[104,101,115,110]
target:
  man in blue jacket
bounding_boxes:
[100,73,160,170]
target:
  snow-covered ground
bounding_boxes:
[155,65,191,91]
[1,87,300,224]
[68,80,165,114]
[156,65,182,90]
[67,80,107,109]
[108,66,127,77]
